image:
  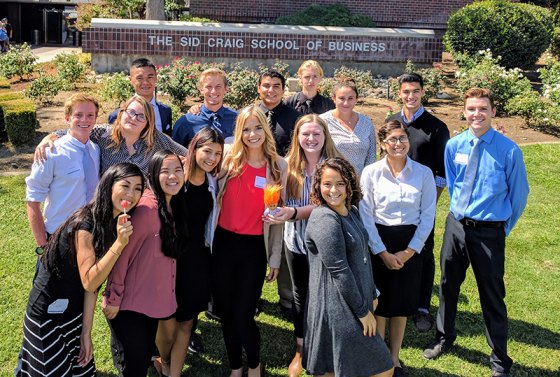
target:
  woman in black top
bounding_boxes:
[18,163,144,376]
[284,60,335,115]
[154,127,225,377]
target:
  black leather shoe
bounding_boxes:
[423,338,453,359]
[413,311,433,332]
[188,333,205,354]
[393,366,407,376]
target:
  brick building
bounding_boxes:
[190,0,472,30]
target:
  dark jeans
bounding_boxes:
[108,310,159,377]
[212,227,267,369]
[436,213,512,374]
[285,250,309,339]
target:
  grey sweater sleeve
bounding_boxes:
[307,207,369,318]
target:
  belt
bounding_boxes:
[459,217,504,228]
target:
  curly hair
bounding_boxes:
[310,157,362,209]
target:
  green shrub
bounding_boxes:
[454,50,533,115]
[276,4,375,27]
[54,52,87,89]
[0,92,24,102]
[0,43,37,80]
[550,7,560,58]
[1,99,37,145]
[445,0,552,69]
[177,14,217,22]
[224,65,260,109]
[0,77,10,89]
[157,59,222,107]
[100,72,134,103]
[319,66,377,98]
[258,60,291,79]
[540,59,560,104]
[24,75,65,105]
[0,92,25,137]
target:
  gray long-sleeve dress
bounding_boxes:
[303,205,392,377]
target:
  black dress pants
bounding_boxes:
[212,226,267,370]
[108,310,159,377]
[436,213,512,374]
[285,250,309,339]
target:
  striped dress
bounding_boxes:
[19,215,97,377]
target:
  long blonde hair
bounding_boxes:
[110,95,156,151]
[220,105,282,185]
[285,114,341,200]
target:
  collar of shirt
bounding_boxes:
[259,101,284,115]
[401,105,425,125]
[200,104,225,118]
[467,126,495,145]
[148,96,163,132]
[380,155,413,179]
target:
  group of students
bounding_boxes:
[18,57,528,377]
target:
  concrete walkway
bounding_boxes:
[31,46,82,63]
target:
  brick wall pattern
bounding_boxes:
[189,0,473,29]
[83,27,443,64]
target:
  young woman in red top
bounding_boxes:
[213,105,288,377]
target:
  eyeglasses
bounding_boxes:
[384,136,409,145]
[124,109,146,122]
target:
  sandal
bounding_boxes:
[153,357,170,377]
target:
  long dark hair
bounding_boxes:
[44,163,145,277]
[184,126,224,179]
[148,150,189,259]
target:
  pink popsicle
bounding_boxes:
[121,200,129,215]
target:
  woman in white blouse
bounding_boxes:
[359,120,436,377]
[320,79,376,174]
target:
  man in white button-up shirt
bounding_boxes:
[25,93,100,255]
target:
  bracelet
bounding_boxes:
[290,206,298,220]
[109,248,121,257]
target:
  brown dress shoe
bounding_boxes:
[288,345,303,377]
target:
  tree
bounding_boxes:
[146,0,165,20]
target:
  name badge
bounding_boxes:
[47,298,69,314]
[454,153,469,165]
[254,176,266,189]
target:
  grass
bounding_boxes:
[1,144,559,376]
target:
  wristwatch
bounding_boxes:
[35,245,46,255]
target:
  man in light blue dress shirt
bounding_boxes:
[423,88,529,377]
[25,93,100,256]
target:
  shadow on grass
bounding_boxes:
[175,305,294,376]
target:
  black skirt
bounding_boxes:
[372,224,423,317]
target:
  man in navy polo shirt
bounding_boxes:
[172,68,237,147]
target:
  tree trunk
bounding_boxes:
[146,0,165,20]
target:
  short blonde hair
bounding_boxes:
[198,68,228,89]
[297,60,324,78]
[64,93,99,118]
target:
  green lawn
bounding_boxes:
[1,144,559,376]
